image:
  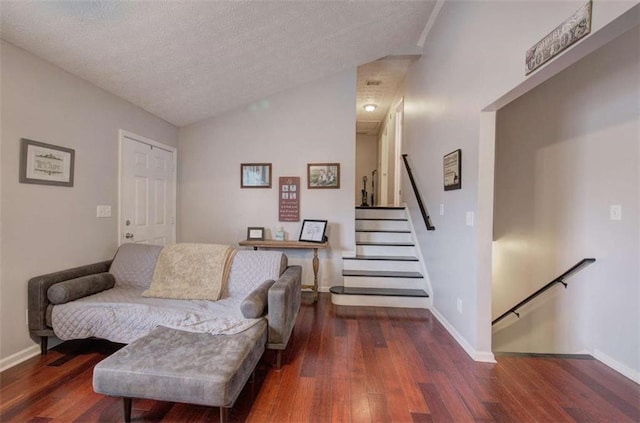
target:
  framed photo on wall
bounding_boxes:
[307,163,340,189]
[443,149,461,191]
[299,219,328,243]
[19,138,75,187]
[241,163,272,188]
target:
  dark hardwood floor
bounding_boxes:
[1,293,638,422]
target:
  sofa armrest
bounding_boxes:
[28,260,112,335]
[266,265,302,351]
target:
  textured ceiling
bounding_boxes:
[1,1,435,127]
[356,57,414,136]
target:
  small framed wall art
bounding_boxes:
[443,149,461,191]
[19,138,75,187]
[299,219,328,243]
[246,227,265,240]
[241,163,272,188]
[307,163,340,189]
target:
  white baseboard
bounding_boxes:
[430,307,496,363]
[0,344,40,372]
[593,348,640,384]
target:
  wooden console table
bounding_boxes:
[238,239,328,301]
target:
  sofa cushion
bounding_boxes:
[226,250,285,298]
[109,243,163,288]
[241,279,275,318]
[47,273,115,305]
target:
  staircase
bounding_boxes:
[330,206,430,308]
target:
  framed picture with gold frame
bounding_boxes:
[307,163,340,189]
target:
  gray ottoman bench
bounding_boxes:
[93,321,267,422]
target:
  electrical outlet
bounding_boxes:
[465,211,475,227]
[610,205,622,221]
[97,205,112,218]
[457,298,462,314]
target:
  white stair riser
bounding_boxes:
[356,209,406,220]
[344,276,425,290]
[356,244,416,256]
[343,259,420,272]
[331,293,428,309]
[356,220,410,231]
[355,231,412,243]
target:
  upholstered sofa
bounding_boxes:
[28,243,302,367]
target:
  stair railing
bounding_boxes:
[492,258,596,325]
[401,154,435,231]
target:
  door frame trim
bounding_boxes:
[118,129,177,246]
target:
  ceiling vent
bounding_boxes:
[366,80,382,86]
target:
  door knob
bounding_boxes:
[125,233,134,239]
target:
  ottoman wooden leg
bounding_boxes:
[219,406,227,423]
[123,397,132,423]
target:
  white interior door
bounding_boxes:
[120,132,176,246]
[393,98,404,206]
[378,125,389,206]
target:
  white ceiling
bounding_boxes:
[0,1,436,128]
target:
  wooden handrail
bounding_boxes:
[492,258,596,325]
[401,154,435,231]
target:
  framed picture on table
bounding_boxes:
[247,227,265,240]
[299,219,327,243]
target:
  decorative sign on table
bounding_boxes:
[279,176,300,222]
[525,1,592,75]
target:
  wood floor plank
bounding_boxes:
[418,382,455,421]
[2,293,638,423]
[288,378,315,422]
[533,358,637,422]
[557,357,640,421]
[330,377,351,423]
[350,376,372,422]
[494,357,575,422]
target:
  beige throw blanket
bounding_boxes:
[143,243,236,301]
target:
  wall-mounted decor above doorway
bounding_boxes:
[525,0,592,75]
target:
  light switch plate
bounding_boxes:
[439,204,445,216]
[610,205,622,221]
[465,211,475,227]
[97,205,112,218]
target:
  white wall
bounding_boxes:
[178,70,356,290]
[400,1,638,361]
[0,41,178,365]
[493,27,639,376]
[356,134,377,205]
